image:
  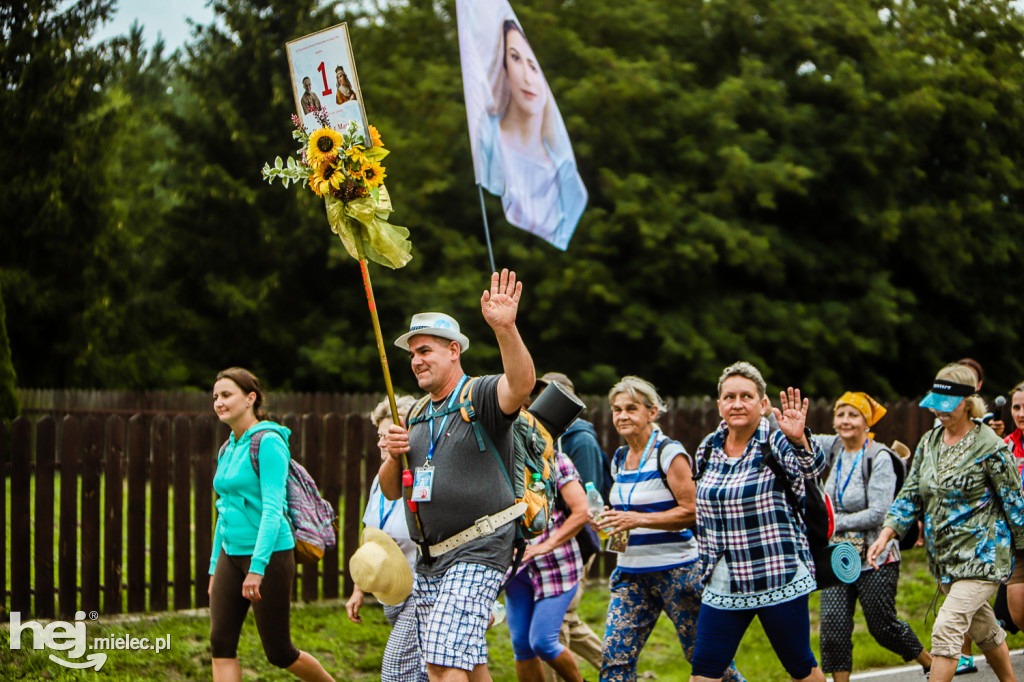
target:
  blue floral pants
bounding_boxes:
[600,563,745,682]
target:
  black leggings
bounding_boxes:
[209,549,301,668]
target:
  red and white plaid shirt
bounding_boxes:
[516,452,584,599]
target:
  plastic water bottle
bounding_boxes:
[529,472,545,493]
[491,600,506,626]
[585,482,609,540]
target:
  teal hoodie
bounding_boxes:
[209,421,295,576]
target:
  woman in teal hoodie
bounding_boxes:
[208,367,334,682]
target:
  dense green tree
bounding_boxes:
[5,0,1024,400]
[0,0,116,386]
[0,282,18,419]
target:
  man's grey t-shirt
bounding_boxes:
[404,374,517,576]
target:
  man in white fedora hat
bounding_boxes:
[381,269,535,681]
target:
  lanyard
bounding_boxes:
[426,374,468,464]
[835,442,867,509]
[622,430,659,511]
[378,491,399,529]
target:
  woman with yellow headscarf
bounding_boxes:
[815,392,932,682]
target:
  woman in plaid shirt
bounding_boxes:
[505,450,590,681]
[689,362,827,682]
[596,376,744,682]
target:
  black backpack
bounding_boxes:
[758,439,846,590]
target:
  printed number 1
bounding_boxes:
[317,62,333,96]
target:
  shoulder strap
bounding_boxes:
[760,438,806,524]
[654,438,669,485]
[691,440,713,482]
[248,430,268,476]
[406,395,431,425]
[611,446,627,478]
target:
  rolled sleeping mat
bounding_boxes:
[527,381,585,440]
[814,542,862,590]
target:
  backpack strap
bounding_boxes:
[760,438,806,525]
[691,442,713,483]
[248,430,268,476]
[218,430,269,476]
[611,437,679,492]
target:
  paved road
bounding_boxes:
[850,649,1024,681]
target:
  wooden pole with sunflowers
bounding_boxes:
[261,107,411,425]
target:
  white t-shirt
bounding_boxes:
[362,475,417,572]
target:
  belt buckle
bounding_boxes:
[473,515,495,537]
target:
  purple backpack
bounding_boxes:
[218,430,338,563]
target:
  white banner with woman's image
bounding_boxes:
[457,0,587,251]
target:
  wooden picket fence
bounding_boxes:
[2,395,935,620]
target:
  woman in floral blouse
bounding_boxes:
[867,363,1024,682]
[688,362,826,682]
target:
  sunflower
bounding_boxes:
[345,163,365,181]
[307,128,343,167]
[368,125,384,148]
[309,161,343,197]
[345,145,368,166]
[362,161,386,188]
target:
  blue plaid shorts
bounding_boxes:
[415,562,503,671]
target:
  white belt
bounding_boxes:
[428,502,527,557]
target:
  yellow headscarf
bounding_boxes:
[835,391,887,439]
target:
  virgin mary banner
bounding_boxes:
[457,0,587,251]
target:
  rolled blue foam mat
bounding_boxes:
[829,542,862,584]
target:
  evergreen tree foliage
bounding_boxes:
[0,0,116,386]
[4,0,1024,399]
[0,282,19,419]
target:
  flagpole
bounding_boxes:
[356,254,431,546]
[357,257,400,426]
[477,183,497,273]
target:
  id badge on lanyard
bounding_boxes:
[412,465,435,502]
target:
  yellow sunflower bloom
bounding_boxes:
[368,125,384,148]
[309,161,344,197]
[307,128,343,166]
[346,145,368,166]
[363,161,386,188]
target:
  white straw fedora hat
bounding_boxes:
[349,528,413,606]
[394,312,470,352]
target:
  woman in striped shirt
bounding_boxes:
[688,362,826,682]
[594,376,744,682]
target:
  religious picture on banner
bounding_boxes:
[456,0,587,251]
[286,23,369,144]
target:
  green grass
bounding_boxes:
[5,547,1024,680]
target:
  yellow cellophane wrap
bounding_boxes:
[325,184,412,269]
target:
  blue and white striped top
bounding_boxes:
[609,428,698,573]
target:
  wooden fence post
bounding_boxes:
[59,416,81,617]
[150,415,170,612]
[301,414,322,602]
[321,414,344,600]
[193,416,216,609]
[80,415,102,615]
[34,416,57,619]
[127,415,149,612]
[172,415,192,610]
[10,416,32,617]
[0,419,6,617]
[342,413,364,598]
[104,416,125,614]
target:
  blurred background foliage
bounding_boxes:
[2,0,1024,407]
